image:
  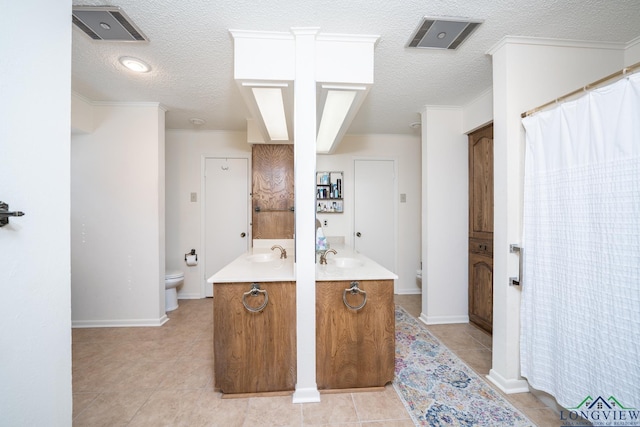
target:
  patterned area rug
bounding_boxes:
[393,306,534,427]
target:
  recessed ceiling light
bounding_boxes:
[118,56,151,73]
[99,22,111,30]
[189,118,205,126]
[409,121,421,129]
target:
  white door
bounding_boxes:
[354,159,396,275]
[204,158,249,297]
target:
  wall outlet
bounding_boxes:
[190,192,198,202]
[323,220,328,227]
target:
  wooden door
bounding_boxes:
[468,124,494,333]
[251,145,294,239]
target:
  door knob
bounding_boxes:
[356,232,362,237]
[0,201,25,228]
[240,232,246,238]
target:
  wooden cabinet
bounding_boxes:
[468,124,494,333]
[469,241,493,333]
[252,144,294,239]
[316,280,395,390]
[316,171,343,213]
[213,281,296,395]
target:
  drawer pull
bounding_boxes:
[242,283,269,313]
[343,281,367,311]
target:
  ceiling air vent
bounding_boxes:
[72,6,148,42]
[407,16,482,50]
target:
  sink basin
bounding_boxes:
[246,253,276,262]
[332,257,364,268]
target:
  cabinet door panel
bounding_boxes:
[469,126,494,240]
[214,281,296,394]
[316,280,395,389]
[468,253,493,333]
[252,145,294,239]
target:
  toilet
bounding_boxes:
[165,270,184,312]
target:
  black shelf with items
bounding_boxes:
[316,171,343,213]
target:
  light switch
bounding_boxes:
[190,192,198,202]
[400,193,407,203]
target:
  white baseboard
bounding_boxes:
[486,369,530,394]
[72,314,169,328]
[394,289,422,295]
[292,386,321,403]
[177,292,202,299]
[420,313,469,325]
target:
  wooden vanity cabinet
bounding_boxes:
[316,280,395,390]
[213,281,296,395]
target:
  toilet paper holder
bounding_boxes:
[184,249,197,262]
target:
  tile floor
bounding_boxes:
[72,295,564,426]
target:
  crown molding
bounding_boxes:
[487,36,625,56]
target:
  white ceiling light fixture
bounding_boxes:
[407,16,482,50]
[249,85,289,141]
[316,85,369,153]
[119,56,151,73]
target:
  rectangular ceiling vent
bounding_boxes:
[407,16,482,50]
[72,6,148,42]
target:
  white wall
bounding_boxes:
[71,102,167,327]
[0,1,72,424]
[420,107,469,323]
[487,37,626,393]
[165,130,251,297]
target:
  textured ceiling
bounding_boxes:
[71,0,640,135]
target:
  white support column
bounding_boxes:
[291,27,321,403]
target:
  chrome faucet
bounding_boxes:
[319,248,337,265]
[271,245,287,259]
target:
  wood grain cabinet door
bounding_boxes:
[468,124,494,333]
[316,280,395,390]
[213,281,296,394]
[468,252,493,333]
[251,145,294,239]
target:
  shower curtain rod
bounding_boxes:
[521,60,640,118]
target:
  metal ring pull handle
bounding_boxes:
[343,281,367,311]
[242,283,269,313]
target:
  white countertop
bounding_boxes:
[315,245,398,281]
[207,243,397,284]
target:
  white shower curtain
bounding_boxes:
[520,73,640,409]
